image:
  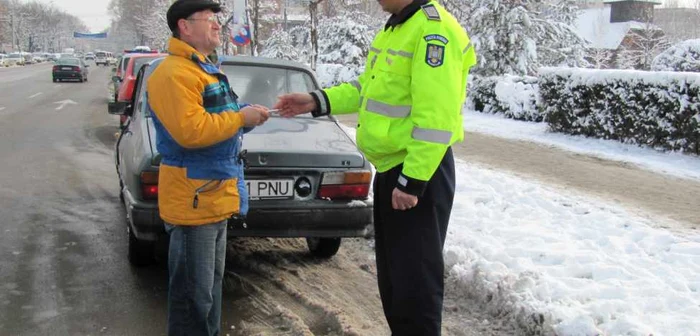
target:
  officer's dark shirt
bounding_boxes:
[385,0,429,30]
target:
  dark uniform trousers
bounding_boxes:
[373,147,455,336]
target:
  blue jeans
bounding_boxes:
[164,220,227,336]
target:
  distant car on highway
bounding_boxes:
[84,52,95,60]
[108,56,373,266]
[52,57,89,82]
[95,51,114,66]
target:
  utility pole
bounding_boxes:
[284,0,288,31]
[10,12,16,51]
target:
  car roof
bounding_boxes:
[219,56,314,73]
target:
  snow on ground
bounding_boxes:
[445,161,700,336]
[463,110,700,181]
[341,120,700,335]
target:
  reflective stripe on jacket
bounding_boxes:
[147,37,248,225]
[319,1,476,195]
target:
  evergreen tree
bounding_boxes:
[259,28,299,60]
[443,0,587,76]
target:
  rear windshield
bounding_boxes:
[220,64,317,107]
[96,52,106,57]
[57,58,80,66]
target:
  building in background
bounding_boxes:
[575,0,666,69]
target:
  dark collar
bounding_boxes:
[384,0,429,31]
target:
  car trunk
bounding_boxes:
[147,117,364,168]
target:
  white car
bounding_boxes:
[0,54,7,67]
[6,53,24,66]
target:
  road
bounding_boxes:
[0,64,514,336]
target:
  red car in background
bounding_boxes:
[113,53,166,127]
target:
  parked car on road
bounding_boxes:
[6,52,24,66]
[108,56,373,266]
[52,57,89,82]
[112,53,167,128]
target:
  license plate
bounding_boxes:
[61,67,72,70]
[246,179,294,200]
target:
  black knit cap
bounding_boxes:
[166,0,222,32]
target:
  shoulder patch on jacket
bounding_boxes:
[421,4,441,21]
[424,34,448,45]
[425,43,445,67]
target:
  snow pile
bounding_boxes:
[651,39,700,73]
[467,75,542,122]
[445,161,700,336]
[539,67,700,154]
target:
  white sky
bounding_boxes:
[22,0,112,33]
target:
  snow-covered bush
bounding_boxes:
[467,75,542,122]
[315,63,361,88]
[651,39,700,72]
[540,67,700,154]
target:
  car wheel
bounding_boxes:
[128,225,155,267]
[306,237,341,259]
[52,78,57,83]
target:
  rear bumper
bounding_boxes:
[125,193,373,242]
[229,202,373,238]
[53,72,83,79]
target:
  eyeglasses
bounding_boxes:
[187,16,219,24]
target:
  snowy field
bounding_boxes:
[342,114,700,335]
[463,110,700,181]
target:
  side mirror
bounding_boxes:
[108,101,130,115]
[112,76,121,83]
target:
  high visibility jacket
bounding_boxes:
[147,37,249,225]
[312,1,477,196]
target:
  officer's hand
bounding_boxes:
[273,93,316,118]
[392,188,418,211]
[240,105,270,127]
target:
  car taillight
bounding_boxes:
[318,171,371,200]
[140,171,159,200]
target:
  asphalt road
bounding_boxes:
[0,63,173,335]
[0,64,516,336]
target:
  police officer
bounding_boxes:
[274,0,476,334]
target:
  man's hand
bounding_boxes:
[392,188,418,211]
[240,105,270,127]
[273,93,316,118]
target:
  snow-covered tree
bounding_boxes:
[651,39,700,72]
[317,13,373,68]
[617,24,669,70]
[259,27,298,60]
[443,0,587,76]
[587,48,614,69]
[133,0,170,52]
